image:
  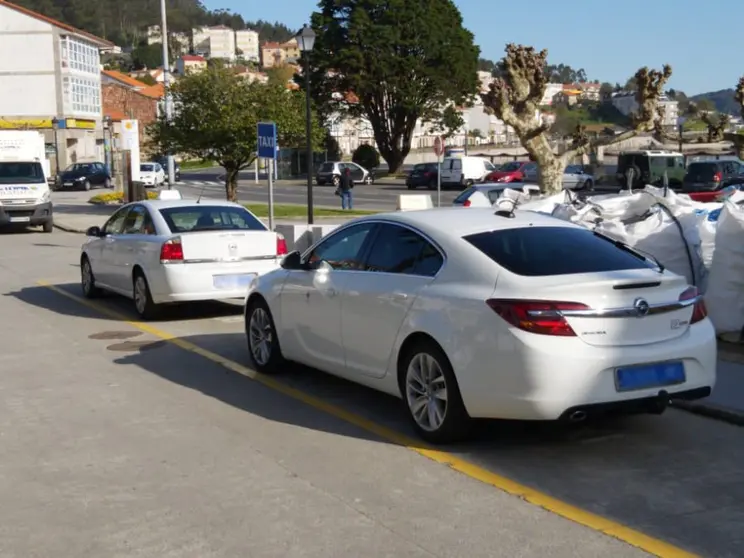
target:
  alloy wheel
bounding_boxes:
[405,352,448,432]
[134,276,148,315]
[248,307,273,366]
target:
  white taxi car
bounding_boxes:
[80,193,286,319]
[243,207,716,443]
[139,162,166,188]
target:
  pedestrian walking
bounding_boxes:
[338,167,354,210]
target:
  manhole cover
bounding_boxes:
[89,331,143,340]
[106,340,167,352]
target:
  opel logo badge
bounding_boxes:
[633,297,650,317]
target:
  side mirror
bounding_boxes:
[86,226,103,237]
[280,250,303,270]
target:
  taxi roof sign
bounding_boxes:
[157,189,182,200]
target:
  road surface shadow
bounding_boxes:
[9,283,244,323]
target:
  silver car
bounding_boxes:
[522,163,594,191]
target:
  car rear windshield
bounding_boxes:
[159,206,267,233]
[463,226,654,276]
[319,162,335,172]
[140,164,154,172]
[685,163,719,181]
[453,187,476,203]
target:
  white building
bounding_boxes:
[612,92,679,128]
[235,29,260,62]
[0,1,112,168]
[541,83,565,106]
[146,25,189,52]
[191,25,236,60]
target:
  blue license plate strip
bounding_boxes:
[615,361,685,392]
[212,273,255,290]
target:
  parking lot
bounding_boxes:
[1,222,743,557]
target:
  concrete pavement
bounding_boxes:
[0,229,652,558]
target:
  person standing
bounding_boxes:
[339,167,354,210]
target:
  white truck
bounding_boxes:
[0,130,54,232]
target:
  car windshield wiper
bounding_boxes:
[593,231,665,273]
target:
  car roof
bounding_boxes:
[137,199,246,211]
[353,206,574,237]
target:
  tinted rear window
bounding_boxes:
[319,163,335,172]
[464,226,653,276]
[159,206,267,233]
[454,187,476,203]
[686,163,719,181]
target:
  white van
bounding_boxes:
[0,131,53,232]
[439,156,496,188]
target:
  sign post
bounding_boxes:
[434,136,445,207]
[257,122,277,230]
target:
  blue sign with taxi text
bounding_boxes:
[257,122,277,159]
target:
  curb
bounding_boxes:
[673,400,744,427]
[53,222,86,234]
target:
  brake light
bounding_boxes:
[679,287,707,324]
[486,299,589,336]
[276,235,288,256]
[713,171,723,182]
[462,199,471,207]
[160,238,183,262]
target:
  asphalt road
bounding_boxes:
[1,227,743,557]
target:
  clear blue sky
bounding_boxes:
[203,0,743,95]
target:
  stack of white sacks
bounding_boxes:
[503,185,744,339]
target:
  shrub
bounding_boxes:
[352,144,380,170]
[89,191,158,204]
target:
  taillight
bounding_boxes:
[486,299,589,336]
[462,199,471,207]
[713,171,723,182]
[276,235,288,256]
[679,287,707,324]
[160,238,183,262]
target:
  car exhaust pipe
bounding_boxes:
[568,410,587,423]
[647,390,670,415]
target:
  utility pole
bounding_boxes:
[159,0,175,187]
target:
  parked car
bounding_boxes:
[439,156,496,188]
[406,163,439,190]
[452,183,541,207]
[57,162,111,191]
[682,160,744,202]
[616,150,685,189]
[522,163,595,190]
[80,193,286,319]
[484,161,530,183]
[243,207,716,443]
[316,161,374,187]
[154,156,181,182]
[139,162,166,188]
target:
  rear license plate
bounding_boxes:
[63,182,73,186]
[9,216,30,223]
[212,273,256,290]
[615,361,685,392]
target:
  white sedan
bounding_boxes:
[80,194,286,319]
[243,207,716,443]
[139,162,165,187]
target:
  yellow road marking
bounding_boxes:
[39,280,698,558]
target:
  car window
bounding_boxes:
[159,206,266,233]
[140,164,154,172]
[121,205,154,235]
[319,162,335,172]
[487,189,505,203]
[413,164,426,172]
[155,164,163,172]
[685,163,719,181]
[364,224,435,275]
[414,241,445,277]
[307,222,375,270]
[463,226,654,277]
[500,162,520,172]
[484,161,496,171]
[452,159,462,171]
[102,207,130,235]
[453,187,476,203]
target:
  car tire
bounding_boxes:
[332,175,340,187]
[42,219,53,233]
[82,180,91,191]
[399,338,471,444]
[364,175,373,185]
[427,179,437,190]
[245,297,285,374]
[583,179,594,191]
[80,255,102,298]
[132,269,159,320]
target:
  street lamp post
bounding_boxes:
[50,117,60,177]
[159,0,175,187]
[296,24,316,225]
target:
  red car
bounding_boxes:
[484,161,530,183]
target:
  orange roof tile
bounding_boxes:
[102,69,149,89]
[139,83,165,99]
[181,54,205,62]
[262,42,281,49]
[103,108,128,121]
[0,0,113,47]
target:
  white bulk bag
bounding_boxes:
[704,198,744,335]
